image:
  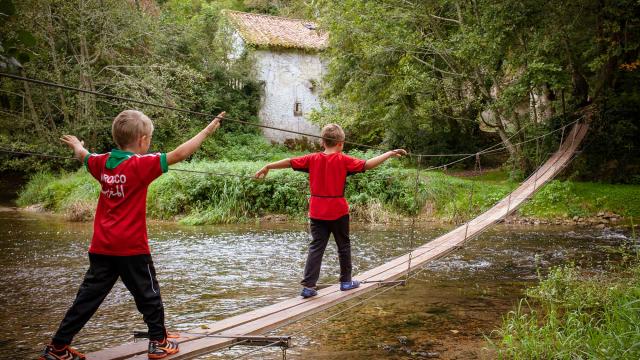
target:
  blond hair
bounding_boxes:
[320,123,345,147]
[111,110,154,148]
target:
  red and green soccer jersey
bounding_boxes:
[290,152,366,220]
[84,149,168,256]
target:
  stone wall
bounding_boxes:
[252,49,323,144]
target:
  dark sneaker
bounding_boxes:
[148,338,179,359]
[340,280,360,291]
[300,287,318,298]
[39,344,85,360]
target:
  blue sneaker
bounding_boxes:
[340,280,360,291]
[300,287,317,298]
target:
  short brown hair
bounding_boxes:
[111,110,154,148]
[320,123,345,147]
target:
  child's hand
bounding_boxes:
[60,135,89,161]
[205,111,225,135]
[255,166,269,179]
[390,149,407,157]
[60,135,84,150]
[167,111,227,166]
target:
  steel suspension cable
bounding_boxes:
[0,72,483,158]
[0,118,580,190]
[1,70,588,358]
[419,122,534,172]
[0,146,255,179]
[421,118,582,172]
[1,72,580,167]
[169,121,589,360]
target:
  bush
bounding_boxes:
[197,132,305,162]
[17,158,640,224]
[17,170,98,211]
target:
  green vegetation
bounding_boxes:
[0,0,263,173]
[2,0,639,181]
[521,181,640,219]
[16,159,640,224]
[493,261,640,359]
[318,0,640,180]
[3,1,639,357]
[466,170,640,220]
[18,155,430,224]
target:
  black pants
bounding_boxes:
[53,253,166,345]
[301,214,352,288]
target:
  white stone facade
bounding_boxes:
[223,9,327,144]
[251,49,323,143]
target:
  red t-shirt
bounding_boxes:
[84,150,168,256]
[290,152,366,220]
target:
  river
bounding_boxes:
[0,207,632,359]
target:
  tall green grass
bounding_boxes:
[468,170,640,219]
[16,160,640,224]
[148,161,310,224]
[148,160,452,224]
[493,263,640,359]
[520,181,640,219]
[17,171,100,221]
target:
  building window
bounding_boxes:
[308,79,318,92]
[294,101,302,116]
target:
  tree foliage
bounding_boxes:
[1,0,638,182]
[317,0,639,178]
[0,0,261,172]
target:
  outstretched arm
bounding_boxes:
[166,112,225,165]
[60,135,90,162]
[364,149,407,170]
[255,158,291,179]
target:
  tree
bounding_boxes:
[0,0,261,172]
[317,0,639,175]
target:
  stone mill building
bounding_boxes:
[225,10,328,144]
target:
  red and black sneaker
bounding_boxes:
[148,338,179,359]
[38,344,86,360]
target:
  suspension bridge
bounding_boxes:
[0,72,589,359]
[84,125,587,359]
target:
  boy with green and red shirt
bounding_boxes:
[40,109,225,360]
[255,124,406,298]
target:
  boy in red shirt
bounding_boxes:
[255,124,406,298]
[40,110,225,360]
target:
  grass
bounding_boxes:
[466,169,640,220]
[148,161,310,224]
[15,157,640,224]
[520,180,640,219]
[492,259,640,359]
[17,171,100,221]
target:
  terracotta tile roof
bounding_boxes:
[224,10,328,51]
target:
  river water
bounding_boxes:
[0,208,632,359]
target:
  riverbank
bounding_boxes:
[13,162,640,226]
[493,258,640,359]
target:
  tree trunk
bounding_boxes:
[77,32,98,148]
[46,3,70,128]
[42,99,58,134]
[495,117,516,156]
[21,69,43,135]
